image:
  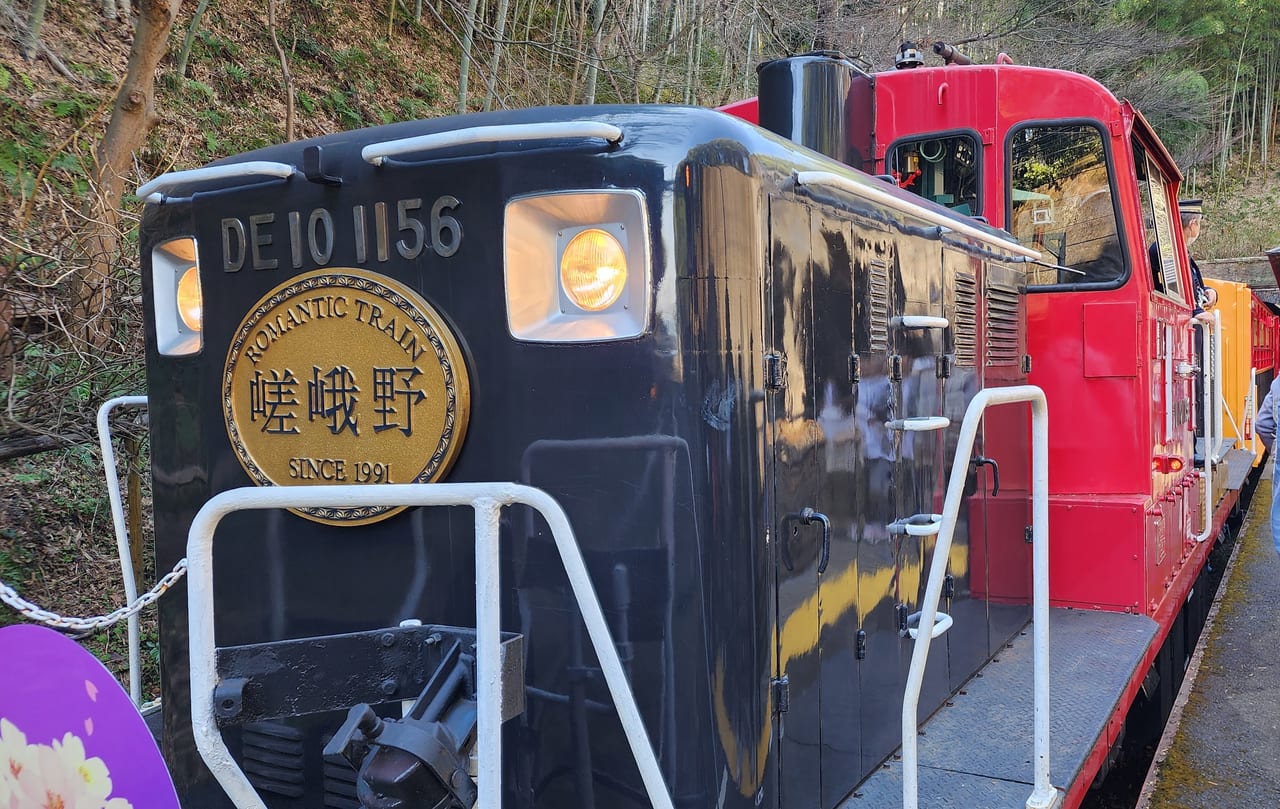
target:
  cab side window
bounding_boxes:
[1009,123,1125,287]
[888,134,981,215]
[1134,141,1181,299]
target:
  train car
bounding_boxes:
[721,48,1268,806]
[119,83,1054,809]
[1204,279,1268,466]
[5,47,1273,809]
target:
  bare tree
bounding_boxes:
[267,0,296,140]
[77,0,183,342]
[174,0,212,79]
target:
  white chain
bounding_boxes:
[0,558,188,632]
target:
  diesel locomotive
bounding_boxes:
[5,45,1276,809]
[126,50,1050,809]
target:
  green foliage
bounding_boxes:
[322,87,364,128]
[333,47,370,72]
[297,90,316,113]
[0,67,10,92]
[194,28,241,61]
[290,27,324,61]
[411,70,440,103]
[43,91,98,124]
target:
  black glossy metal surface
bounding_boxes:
[758,52,870,167]
[139,99,1032,809]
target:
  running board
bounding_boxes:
[840,609,1157,807]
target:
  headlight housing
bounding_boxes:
[504,189,649,342]
[152,237,202,356]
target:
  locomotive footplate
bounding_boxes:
[211,623,525,727]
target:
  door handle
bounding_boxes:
[800,507,831,574]
[972,456,1000,496]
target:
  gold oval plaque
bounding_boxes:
[224,269,471,525]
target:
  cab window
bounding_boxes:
[1008,123,1125,288]
[1133,140,1181,299]
[888,133,980,215]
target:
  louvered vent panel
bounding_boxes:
[869,256,890,352]
[954,271,977,366]
[986,283,1021,366]
[324,759,361,809]
[242,722,306,798]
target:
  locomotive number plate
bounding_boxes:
[223,269,471,525]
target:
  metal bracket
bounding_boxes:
[890,354,903,381]
[771,676,790,714]
[849,354,861,385]
[936,353,952,379]
[213,623,524,727]
[765,353,787,391]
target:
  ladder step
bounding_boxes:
[886,416,950,432]
[888,513,943,537]
[905,610,953,640]
[892,315,950,330]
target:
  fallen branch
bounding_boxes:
[0,431,91,462]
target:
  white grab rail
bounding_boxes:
[96,395,149,705]
[794,171,1041,261]
[1192,317,1217,542]
[892,315,950,330]
[901,385,1058,809]
[1248,366,1258,455]
[187,483,674,809]
[362,122,623,166]
[137,161,296,203]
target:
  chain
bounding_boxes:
[0,558,188,633]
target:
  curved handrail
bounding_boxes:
[137,161,296,203]
[362,122,623,166]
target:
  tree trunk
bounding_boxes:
[20,0,48,61]
[458,0,483,112]
[267,0,295,140]
[174,0,212,80]
[583,0,607,103]
[483,0,511,110]
[76,0,182,345]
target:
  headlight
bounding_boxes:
[151,237,202,355]
[504,189,649,342]
[177,266,203,331]
[560,228,627,312]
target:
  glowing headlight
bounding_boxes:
[177,266,203,331]
[504,189,650,343]
[560,229,628,312]
[151,237,202,356]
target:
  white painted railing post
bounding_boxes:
[96,395,149,705]
[901,386,1058,809]
[186,483,675,809]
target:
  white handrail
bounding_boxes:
[889,514,944,537]
[1164,325,1174,441]
[1249,367,1258,456]
[1192,318,1216,542]
[96,395,149,705]
[905,610,953,639]
[887,416,951,432]
[794,171,1041,260]
[361,122,624,166]
[1213,309,1222,438]
[893,315,950,330]
[137,161,296,203]
[187,483,673,809]
[901,385,1058,809]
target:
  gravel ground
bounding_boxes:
[1143,472,1280,809]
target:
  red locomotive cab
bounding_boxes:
[868,61,1209,620]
